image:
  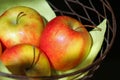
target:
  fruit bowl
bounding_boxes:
[0,0,116,80]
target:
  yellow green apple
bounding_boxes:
[0,44,51,77]
[0,6,45,48]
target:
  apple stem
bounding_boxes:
[27,46,36,70]
[84,25,102,31]
[16,12,26,24]
[74,25,101,32]
[26,46,40,70]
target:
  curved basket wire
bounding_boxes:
[0,0,117,80]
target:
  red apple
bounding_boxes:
[0,6,45,48]
[0,44,51,77]
[39,16,92,71]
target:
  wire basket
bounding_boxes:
[0,0,116,80]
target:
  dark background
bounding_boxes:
[49,0,120,80]
[92,0,120,80]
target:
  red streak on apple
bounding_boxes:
[0,45,21,64]
[40,16,92,71]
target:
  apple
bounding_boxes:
[0,6,45,48]
[39,16,92,71]
[0,44,51,78]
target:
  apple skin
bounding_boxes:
[39,16,92,71]
[0,6,44,48]
[0,44,51,77]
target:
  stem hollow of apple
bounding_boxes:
[16,12,26,24]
